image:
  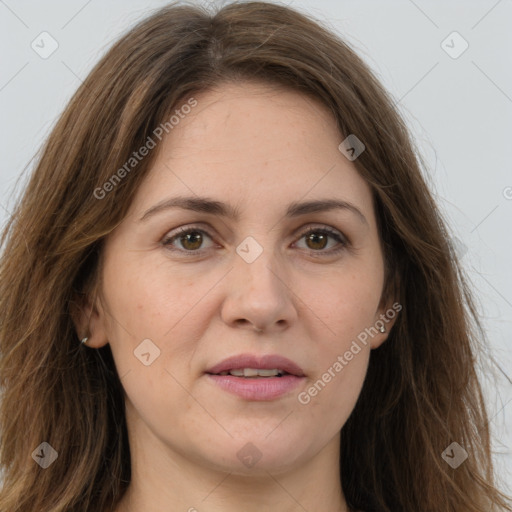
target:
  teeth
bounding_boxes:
[223,368,284,377]
[255,369,281,377]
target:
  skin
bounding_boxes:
[77,81,397,512]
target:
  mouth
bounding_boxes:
[205,354,305,401]
[205,353,305,377]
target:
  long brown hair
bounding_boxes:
[0,2,510,511]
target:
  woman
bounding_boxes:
[0,1,510,511]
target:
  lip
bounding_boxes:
[205,353,305,401]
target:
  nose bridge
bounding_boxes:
[222,232,296,330]
[235,233,283,294]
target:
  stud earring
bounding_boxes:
[379,325,386,333]
[81,337,89,345]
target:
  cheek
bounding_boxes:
[102,255,208,339]
[100,258,205,434]
[100,256,217,390]
[299,316,371,435]
[311,345,370,403]
[309,264,383,344]
[296,264,381,416]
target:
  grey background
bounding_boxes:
[1,0,511,493]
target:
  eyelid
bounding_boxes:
[161,225,217,252]
[292,225,348,255]
[294,224,348,243]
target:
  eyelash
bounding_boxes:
[161,224,349,258]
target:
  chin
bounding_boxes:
[193,430,311,475]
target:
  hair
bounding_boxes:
[0,1,510,511]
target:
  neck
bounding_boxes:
[114,411,348,512]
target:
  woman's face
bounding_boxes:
[90,81,395,474]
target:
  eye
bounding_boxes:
[294,226,348,255]
[162,226,215,255]
[161,224,348,257]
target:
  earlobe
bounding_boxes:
[370,299,400,349]
[370,331,387,350]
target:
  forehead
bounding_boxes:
[128,81,375,225]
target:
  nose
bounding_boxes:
[220,242,298,334]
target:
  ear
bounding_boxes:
[371,268,401,349]
[70,285,109,349]
[370,297,401,349]
[370,262,401,349]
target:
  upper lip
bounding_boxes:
[206,353,305,377]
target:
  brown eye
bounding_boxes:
[305,232,329,250]
[295,227,347,254]
[179,231,204,251]
[162,224,348,258]
[162,227,214,254]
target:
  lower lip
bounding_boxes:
[206,374,304,401]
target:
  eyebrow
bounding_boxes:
[139,195,368,225]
